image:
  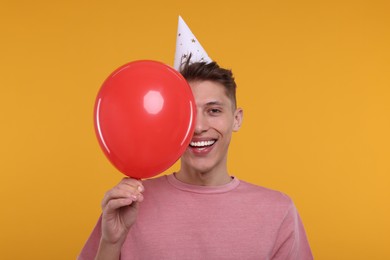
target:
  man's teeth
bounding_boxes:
[190,140,216,147]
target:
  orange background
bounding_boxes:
[0,0,389,259]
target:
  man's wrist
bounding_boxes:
[95,238,124,260]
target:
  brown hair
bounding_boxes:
[179,56,237,109]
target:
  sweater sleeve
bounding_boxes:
[77,216,103,260]
[270,202,313,260]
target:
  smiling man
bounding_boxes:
[79,17,313,260]
[79,59,313,260]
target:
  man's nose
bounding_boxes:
[194,112,208,135]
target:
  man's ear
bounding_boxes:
[233,108,243,132]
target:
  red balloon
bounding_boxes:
[94,60,196,179]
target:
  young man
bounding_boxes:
[78,60,313,259]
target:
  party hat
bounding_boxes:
[174,16,212,70]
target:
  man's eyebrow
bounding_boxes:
[205,101,225,106]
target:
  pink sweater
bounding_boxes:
[79,174,313,259]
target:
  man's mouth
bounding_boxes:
[189,140,216,149]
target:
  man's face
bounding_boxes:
[181,80,243,174]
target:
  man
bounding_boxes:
[78,58,313,259]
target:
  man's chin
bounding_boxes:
[181,158,213,173]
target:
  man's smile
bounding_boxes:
[189,140,216,148]
[188,138,217,154]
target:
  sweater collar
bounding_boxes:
[166,173,240,194]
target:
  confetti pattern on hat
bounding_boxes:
[174,16,212,71]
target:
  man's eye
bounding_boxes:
[209,108,221,114]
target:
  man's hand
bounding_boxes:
[95,178,144,260]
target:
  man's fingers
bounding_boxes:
[137,193,144,202]
[104,198,134,212]
[101,183,144,209]
[120,178,144,191]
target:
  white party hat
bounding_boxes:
[174,16,212,70]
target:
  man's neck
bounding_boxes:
[175,167,232,186]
